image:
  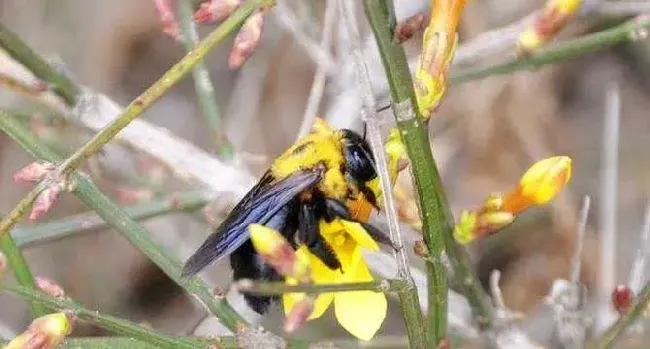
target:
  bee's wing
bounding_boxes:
[181,169,321,277]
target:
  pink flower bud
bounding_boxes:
[228,9,265,69]
[194,0,242,24]
[153,0,181,40]
[30,183,63,221]
[13,162,56,185]
[35,276,66,299]
[284,297,314,333]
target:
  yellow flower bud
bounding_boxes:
[415,0,467,120]
[249,224,310,281]
[483,193,505,212]
[517,0,584,53]
[5,312,72,349]
[453,210,477,244]
[518,156,572,205]
[385,128,408,183]
[478,211,515,229]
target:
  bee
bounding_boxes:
[182,119,393,313]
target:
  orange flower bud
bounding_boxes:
[518,156,572,205]
[502,156,572,214]
[518,0,583,54]
[4,312,73,349]
[249,224,310,282]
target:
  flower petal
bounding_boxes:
[333,261,387,341]
[340,220,379,251]
[282,292,334,321]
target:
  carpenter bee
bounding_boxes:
[182,120,393,313]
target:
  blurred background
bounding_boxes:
[0,0,650,347]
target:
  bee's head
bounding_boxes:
[340,129,376,184]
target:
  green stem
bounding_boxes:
[451,15,650,85]
[0,233,47,317]
[363,1,445,346]
[340,1,427,348]
[1,284,237,349]
[0,0,272,243]
[12,190,210,247]
[234,279,407,295]
[364,0,495,343]
[178,0,233,158]
[0,25,80,105]
[587,281,650,349]
[0,113,249,333]
[3,337,238,349]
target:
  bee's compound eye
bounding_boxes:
[345,144,376,183]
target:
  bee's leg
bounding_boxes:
[324,198,395,249]
[298,201,341,270]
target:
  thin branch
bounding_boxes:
[364,0,495,338]
[296,0,337,139]
[596,82,621,333]
[0,284,237,349]
[570,196,591,284]
[587,281,650,349]
[0,231,47,317]
[12,190,210,247]
[0,73,46,97]
[451,15,650,85]
[232,279,407,295]
[0,113,252,335]
[0,26,80,105]
[177,0,232,158]
[341,1,427,348]
[490,270,507,311]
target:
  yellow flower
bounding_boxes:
[282,219,387,341]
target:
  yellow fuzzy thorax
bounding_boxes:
[270,131,349,201]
